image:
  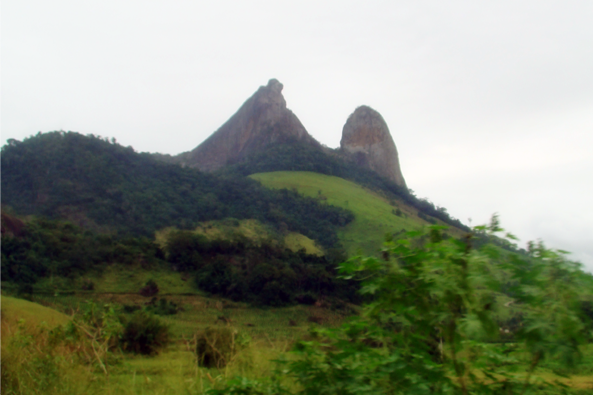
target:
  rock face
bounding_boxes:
[340,106,406,188]
[179,79,320,171]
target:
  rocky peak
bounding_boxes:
[340,106,406,188]
[178,79,319,171]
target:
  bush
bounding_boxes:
[288,219,592,394]
[80,278,95,290]
[120,311,170,355]
[140,279,159,297]
[146,298,180,316]
[196,326,241,368]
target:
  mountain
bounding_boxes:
[176,79,321,171]
[340,106,406,188]
[173,79,407,191]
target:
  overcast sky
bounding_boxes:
[2,1,592,271]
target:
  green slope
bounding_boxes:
[251,171,447,256]
[1,295,70,328]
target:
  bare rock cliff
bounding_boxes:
[340,106,406,188]
[178,79,320,171]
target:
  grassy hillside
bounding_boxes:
[251,171,463,256]
[1,295,70,328]
[225,141,470,232]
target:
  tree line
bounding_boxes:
[1,214,359,307]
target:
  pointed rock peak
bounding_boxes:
[178,79,320,171]
[340,106,407,188]
[254,79,285,104]
[266,78,283,92]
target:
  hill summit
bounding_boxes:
[178,79,320,171]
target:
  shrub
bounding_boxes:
[80,278,95,290]
[196,326,241,368]
[139,279,159,297]
[120,311,170,355]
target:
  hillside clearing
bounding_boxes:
[250,171,457,256]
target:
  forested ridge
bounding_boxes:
[1,131,353,249]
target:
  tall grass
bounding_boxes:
[0,295,340,394]
[1,314,94,394]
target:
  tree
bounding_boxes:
[293,218,590,394]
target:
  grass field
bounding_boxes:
[1,292,346,394]
[250,171,461,256]
[2,294,593,394]
[1,295,70,328]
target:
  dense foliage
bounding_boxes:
[165,229,359,306]
[119,310,171,355]
[211,218,593,394]
[223,140,470,231]
[1,214,358,307]
[1,214,162,286]
[1,132,353,249]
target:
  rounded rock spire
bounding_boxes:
[340,106,406,188]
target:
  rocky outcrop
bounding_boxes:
[340,106,406,188]
[178,79,320,171]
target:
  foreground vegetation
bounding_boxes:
[204,218,593,394]
[1,293,347,395]
[3,218,593,394]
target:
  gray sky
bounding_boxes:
[3,1,593,270]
